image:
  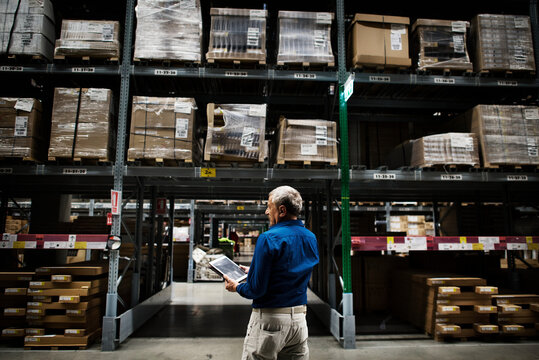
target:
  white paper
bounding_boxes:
[390,33,402,51]
[249,10,265,19]
[387,243,409,253]
[405,236,427,251]
[514,17,528,28]
[248,105,266,117]
[247,27,259,47]
[451,135,474,151]
[14,98,34,112]
[391,24,406,35]
[316,12,332,24]
[316,125,328,145]
[87,88,108,102]
[451,21,467,33]
[174,101,192,114]
[452,35,465,53]
[175,118,189,139]
[241,127,256,147]
[102,24,114,41]
[314,30,326,48]
[14,116,28,137]
[301,143,318,156]
[524,108,539,119]
[528,138,538,157]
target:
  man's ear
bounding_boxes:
[278,205,287,217]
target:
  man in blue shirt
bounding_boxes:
[224,185,319,360]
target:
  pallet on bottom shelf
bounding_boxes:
[27,297,101,311]
[27,285,106,297]
[29,278,107,290]
[24,328,101,349]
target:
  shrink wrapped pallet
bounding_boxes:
[277,11,335,65]
[0,98,46,160]
[128,96,199,161]
[48,88,114,160]
[464,105,539,166]
[350,13,411,68]
[410,133,480,168]
[204,103,266,162]
[206,8,267,63]
[471,14,535,72]
[54,20,120,58]
[134,0,202,62]
[0,0,55,60]
[275,117,337,164]
[411,19,472,71]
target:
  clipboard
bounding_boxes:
[209,256,248,282]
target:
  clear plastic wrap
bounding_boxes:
[48,88,114,160]
[128,96,198,161]
[277,11,334,64]
[54,20,121,58]
[0,97,44,159]
[472,14,535,72]
[134,0,202,62]
[206,8,267,62]
[470,105,539,166]
[0,0,55,59]
[410,133,479,167]
[411,19,472,71]
[276,118,338,164]
[204,103,266,162]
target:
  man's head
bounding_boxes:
[265,186,302,226]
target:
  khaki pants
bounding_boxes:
[241,307,309,360]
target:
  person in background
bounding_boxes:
[223,186,319,360]
[230,230,240,257]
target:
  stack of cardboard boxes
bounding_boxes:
[410,133,480,168]
[389,215,435,237]
[0,0,55,60]
[54,20,121,59]
[4,217,29,234]
[492,294,539,337]
[0,272,34,344]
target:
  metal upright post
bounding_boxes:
[187,200,195,283]
[336,0,356,349]
[131,178,144,307]
[147,187,157,296]
[155,214,164,293]
[326,181,337,309]
[102,0,136,351]
[168,196,175,285]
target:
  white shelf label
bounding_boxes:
[63,168,87,175]
[387,243,409,253]
[225,71,248,77]
[154,69,177,76]
[294,73,316,79]
[441,174,463,181]
[497,80,518,86]
[14,98,34,112]
[369,75,391,82]
[507,243,527,250]
[507,175,528,181]
[72,67,95,73]
[60,296,74,301]
[44,241,69,249]
[374,173,396,180]
[0,66,23,71]
[405,236,428,251]
[434,78,456,84]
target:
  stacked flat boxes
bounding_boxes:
[0,272,33,344]
[471,14,535,73]
[4,217,29,234]
[128,96,199,161]
[426,278,498,340]
[24,265,107,349]
[206,8,267,63]
[204,103,266,162]
[54,20,121,59]
[0,97,46,160]
[277,11,334,65]
[410,133,480,168]
[134,0,202,62]
[492,294,539,337]
[48,88,114,161]
[275,118,338,165]
[0,0,55,60]
[389,215,435,236]
[463,105,539,167]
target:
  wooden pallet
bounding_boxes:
[24,328,101,349]
[201,160,266,169]
[3,54,49,64]
[206,58,266,68]
[275,160,337,169]
[353,64,410,74]
[416,68,474,76]
[417,164,481,171]
[54,55,119,65]
[276,61,335,70]
[47,157,110,165]
[0,156,40,164]
[478,69,536,78]
[133,58,201,67]
[127,158,194,167]
[482,163,539,171]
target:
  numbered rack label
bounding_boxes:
[0,168,13,174]
[294,73,316,80]
[507,175,528,181]
[63,168,87,175]
[369,75,390,83]
[155,69,177,76]
[225,71,248,77]
[434,78,455,84]
[441,174,462,181]
[72,67,95,73]
[0,66,23,71]
[373,173,396,180]
[497,80,518,87]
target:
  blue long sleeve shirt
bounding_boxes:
[236,219,319,308]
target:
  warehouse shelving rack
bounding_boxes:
[0,0,538,352]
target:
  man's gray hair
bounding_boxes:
[269,186,302,216]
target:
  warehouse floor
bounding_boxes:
[1,283,538,359]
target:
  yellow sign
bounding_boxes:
[13,242,25,249]
[200,168,216,177]
[460,237,467,243]
[528,243,539,251]
[472,243,484,251]
[75,242,87,249]
[237,206,245,210]
[526,236,533,244]
[387,237,394,244]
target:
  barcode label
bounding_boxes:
[452,21,467,32]
[14,116,28,136]
[390,33,402,51]
[316,12,332,24]
[175,118,189,139]
[102,24,114,41]
[174,101,192,114]
[453,35,465,53]
[248,105,265,117]
[87,88,108,102]
[247,27,259,47]
[241,127,256,147]
[314,30,326,48]
[528,138,538,157]
[316,126,327,145]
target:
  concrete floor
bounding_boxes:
[1,282,538,359]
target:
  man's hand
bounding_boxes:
[224,275,238,292]
[239,265,249,274]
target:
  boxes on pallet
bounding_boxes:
[411,19,473,71]
[276,11,335,65]
[54,20,121,58]
[471,14,535,73]
[134,0,202,62]
[48,88,114,160]
[0,97,46,160]
[410,133,480,168]
[204,103,266,162]
[206,8,267,63]
[0,0,55,60]
[128,96,199,161]
[350,13,411,68]
[275,117,338,165]
[458,105,539,166]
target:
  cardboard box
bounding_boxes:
[435,323,461,335]
[128,96,199,161]
[54,20,121,58]
[411,19,472,71]
[206,8,267,63]
[350,13,411,68]
[48,88,114,160]
[474,324,499,333]
[275,117,338,164]
[277,11,335,65]
[411,133,480,168]
[474,305,498,314]
[0,97,46,160]
[204,103,266,162]
[471,14,535,72]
